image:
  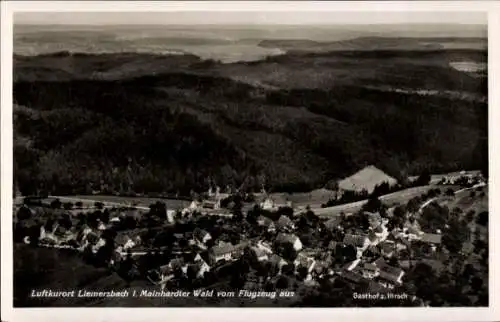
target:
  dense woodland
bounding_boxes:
[13,49,488,196]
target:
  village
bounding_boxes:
[13,165,487,306]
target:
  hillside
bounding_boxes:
[13,47,488,196]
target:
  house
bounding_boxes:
[187,261,211,279]
[420,233,442,244]
[340,270,365,284]
[256,240,274,254]
[250,246,269,262]
[294,253,316,279]
[404,219,422,235]
[209,242,246,264]
[202,198,221,210]
[92,238,107,253]
[361,262,380,279]
[260,195,292,211]
[158,264,175,282]
[193,228,212,245]
[366,212,383,229]
[275,215,295,231]
[312,261,329,278]
[380,241,396,258]
[343,234,370,258]
[275,233,303,252]
[377,265,405,286]
[97,221,107,231]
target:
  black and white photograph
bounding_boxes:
[1,1,499,320]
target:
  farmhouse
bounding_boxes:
[209,242,246,264]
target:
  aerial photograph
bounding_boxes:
[12,11,488,307]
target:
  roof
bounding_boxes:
[337,165,397,194]
[404,220,421,235]
[378,268,404,284]
[420,233,442,244]
[363,263,378,271]
[193,228,210,241]
[380,242,395,254]
[251,246,268,258]
[380,265,404,277]
[276,233,300,245]
[343,234,368,248]
[341,270,364,284]
[373,257,388,268]
[210,242,246,257]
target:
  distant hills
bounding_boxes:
[258,36,487,52]
[13,41,488,196]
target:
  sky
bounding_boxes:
[15,11,487,26]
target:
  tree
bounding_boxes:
[50,199,62,209]
[476,211,488,227]
[16,206,32,221]
[94,202,105,210]
[415,170,431,186]
[63,202,73,210]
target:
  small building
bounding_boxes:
[260,195,292,211]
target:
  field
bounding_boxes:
[313,185,461,217]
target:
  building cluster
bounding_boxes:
[18,180,451,296]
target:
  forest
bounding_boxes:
[13,49,488,196]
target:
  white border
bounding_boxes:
[2,2,499,322]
